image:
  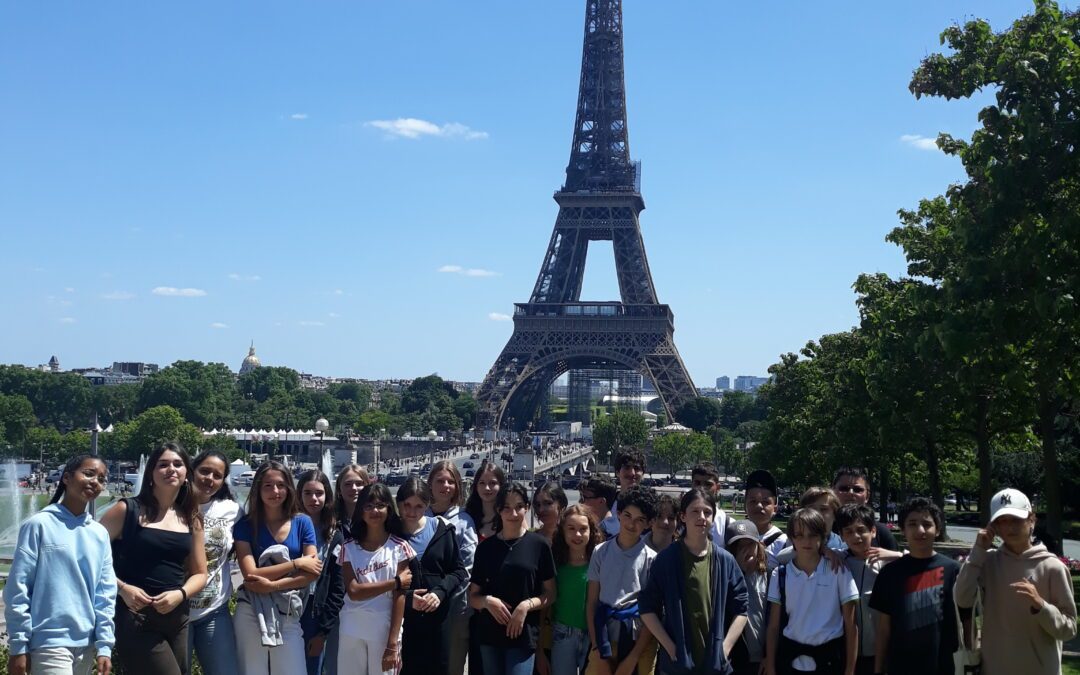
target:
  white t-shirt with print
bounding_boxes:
[189,498,243,620]
[340,535,415,642]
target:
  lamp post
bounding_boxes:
[315,418,329,464]
[427,430,437,471]
[375,428,385,480]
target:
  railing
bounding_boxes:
[514,303,671,319]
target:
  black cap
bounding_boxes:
[726,520,759,547]
[744,469,777,496]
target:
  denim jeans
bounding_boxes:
[187,603,239,675]
[551,623,590,674]
[478,645,535,675]
[301,600,339,675]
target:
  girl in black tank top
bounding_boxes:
[102,442,208,675]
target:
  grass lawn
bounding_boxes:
[1064,656,1080,675]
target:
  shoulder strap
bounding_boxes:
[778,564,789,628]
[121,497,140,540]
[762,530,782,547]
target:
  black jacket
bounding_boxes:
[404,518,469,619]
[310,527,346,637]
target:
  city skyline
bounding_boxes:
[0,2,1029,383]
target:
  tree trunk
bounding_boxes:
[925,436,948,540]
[1038,386,1063,554]
[975,397,994,525]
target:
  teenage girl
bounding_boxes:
[532,482,568,543]
[641,488,750,675]
[465,460,505,541]
[104,442,208,675]
[4,454,115,675]
[469,483,557,675]
[334,464,369,535]
[546,504,603,675]
[426,460,477,675]
[396,477,469,675]
[186,450,243,675]
[726,521,769,675]
[232,461,321,675]
[297,469,345,675]
[339,483,415,675]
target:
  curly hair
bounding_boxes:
[552,504,603,567]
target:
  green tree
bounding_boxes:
[109,406,202,461]
[0,393,36,446]
[674,397,721,432]
[356,410,395,436]
[592,409,648,463]
[93,384,141,426]
[717,391,759,431]
[652,432,712,478]
[140,361,236,428]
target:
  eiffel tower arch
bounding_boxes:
[476,0,697,432]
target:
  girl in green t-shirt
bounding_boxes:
[546,504,604,674]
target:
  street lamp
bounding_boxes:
[374,428,385,480]
[315,418,329,463]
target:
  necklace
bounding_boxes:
[500,531,526,552]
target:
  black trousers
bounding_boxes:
[114,601,190,675]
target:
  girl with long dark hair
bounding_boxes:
[426,460,477,675]
[296,469,345,675]
[465,460,505,542]
[531,482,567,543]
[232,461,321,675]
[339,483,415,675]
[186,450,243,675]
[469,483,557,675]
[396,477,469,675]
[102,442,209,675]
[4,455,116,675]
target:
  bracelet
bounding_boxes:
[394,575,402,591]
[292,559,298,571]
[178,587,188,602]
[384,645,399,652]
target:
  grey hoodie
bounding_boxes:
[955,541,1076,675]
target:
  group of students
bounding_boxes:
[3,445,1077,675]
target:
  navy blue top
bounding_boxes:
[233,514,317,561]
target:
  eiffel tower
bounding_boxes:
[476,0,697,432]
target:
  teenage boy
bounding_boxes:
[580,476,619,537]
[587,486,660,675]
[743,470,788,571]
[764,508,858,675]
[837,504,900,675]
[831,468,898,551]
[601,449,648,538]
[692,463,731,549]
[870,497,962,675]
[955,488,1077,675]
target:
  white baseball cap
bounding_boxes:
[989,488,1032,523]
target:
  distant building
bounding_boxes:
[48,355,59,373]
[240,342,261,375]
[82,370,142,386]
[733,375,770,392]
[716,376,730,390]
[111,362,159,378]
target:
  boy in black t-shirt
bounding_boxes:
[869,498,961,675]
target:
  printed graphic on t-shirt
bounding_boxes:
[191,508,237,610]
[903,566,945,630]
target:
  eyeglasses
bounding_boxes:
[363,502,389,512]
[836,485,867,494]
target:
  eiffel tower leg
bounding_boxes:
[641,337,696,422]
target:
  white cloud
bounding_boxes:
[299,320,325,327]
[488,312,512,322]
[900,134,939,151]
[64,287,75,293]
[366,118,488,141]
[333,289,345,296]
[59,317,77,324]
[228,273,262,282]
[210,322,229,329]
[328,312,340,318]
[439,264,499,277]
[101,291,135,301]
[290,113,308,120]
[152,286,207,297]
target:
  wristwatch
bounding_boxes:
[394,575,402,591]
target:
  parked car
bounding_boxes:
[384,474,407,486]
[945,494,957,506]
[235,471,255,487]
[45,470,61,484]
[469,453,481,460]
[463,461,474,469]
[561,476,581,490]
[465,469,475,478]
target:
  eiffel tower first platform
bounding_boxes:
[475,0,698,432]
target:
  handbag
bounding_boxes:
[952,588,982,675]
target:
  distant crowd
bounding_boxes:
[3,444,1076,675]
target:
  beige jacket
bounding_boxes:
[955,542,1077,675]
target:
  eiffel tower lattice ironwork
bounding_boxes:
[475,0,697,432]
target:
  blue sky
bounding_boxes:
[0,1,1036,385]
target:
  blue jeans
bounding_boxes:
[187,603,239,675]
[479,645,535,675]
[551,623,590,674]
[300,601,339,675]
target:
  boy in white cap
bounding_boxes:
[955,488,1076,675]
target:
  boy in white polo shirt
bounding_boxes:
[764,508,858,675]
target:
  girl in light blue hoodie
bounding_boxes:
[3,454,117,675]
